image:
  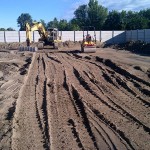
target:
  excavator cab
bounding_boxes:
[47,28,58,41]
[46,28,61,49]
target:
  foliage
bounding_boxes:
[47,18,59,29]
[0,28,6,31]
[14,1,150,31]
[74,0,108,30]
[126,12,149,30]
[0,27,15,31]
[17,13,32,31]
[87,0,108,30]
[104,10,122,30]
[74,4,88,28]
[58,19,68,31]
[6,27,15,31]
[68,19,80,30]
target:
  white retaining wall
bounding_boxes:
[101,31,113,43]
[113,31,125,43]
[61,31,74,41]
[0,29,149,43]
[126,29,150,43]
[0,31,4,42]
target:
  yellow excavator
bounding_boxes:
[19,22,61,51]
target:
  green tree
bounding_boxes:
[74,0,108,30]
[139,9,150,28]
[68,19,80,30]
[58,19,69,31]
[104,10,122,30]
[0,28,6,31]
[17,13,32,31]
[47,18,59,29]
[74,4,88,27]
[120,10,127,30]
[126,11,149,30]
[139,9,150,20]
[88,0,108,30]
[6,27,15,31]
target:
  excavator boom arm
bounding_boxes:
[26,22,47,45]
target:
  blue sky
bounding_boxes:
[0,0,150,30]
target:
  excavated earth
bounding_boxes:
[0,47,150,150]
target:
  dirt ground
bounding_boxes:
[0,47,150,150]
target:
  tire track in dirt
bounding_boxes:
[46,53,95,149]
[62,52,150,149]
[74,68,150,133]
[58,53,132,150]
[67,53,150,123]
[12,54,49,150]
[11,51,150,150]
[63,67,109,150]
[95,57,150,105]
[72,66,134,149]
[70,52,150,103]
[34,55,50,149]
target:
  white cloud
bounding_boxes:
[62,0,150,20]
[61,0,88,20]
[100,0,150,11]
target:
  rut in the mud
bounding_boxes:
[11,51,150,150]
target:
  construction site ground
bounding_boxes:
[0,46,150,150]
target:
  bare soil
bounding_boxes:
[0,50,33,149]
[0,47,150,150]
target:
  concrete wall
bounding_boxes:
[0,29,149,43]
[101,31,113,43]
[61,31,74,41]
[5,31,19,42]
[61,31,126,44]
[0,31,4,42]
[126,29,150,43]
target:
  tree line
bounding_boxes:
[1,0,150,31]
[0,27,15,31]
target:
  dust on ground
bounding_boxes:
[0,45,150,150]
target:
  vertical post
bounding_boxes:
[144,29,146,42]
[137,29,138,41]
[18,31,20,43]
[100,31,101,42]
[74,31,75,42]
[33,31,35,42]
[61,31,62,41]
[112,30,114,44]
[125,30,127,42]
[4,31,6,43]
[131,30,132,41]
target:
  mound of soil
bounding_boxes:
[0,41,104,51]
[104,41,150,55]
